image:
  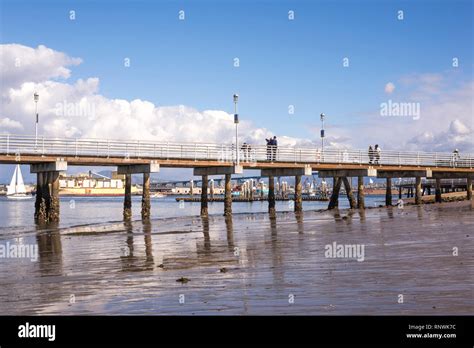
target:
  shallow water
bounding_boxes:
[0,194,390,229]
[0,199,472,315]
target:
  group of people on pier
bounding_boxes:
[265,136,278,161]
[368,144,381,164]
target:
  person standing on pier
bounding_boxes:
[368,145,374,164]
[241,142,248,162]
[247,143,252,162]
[374,144,381,164]
[266,138,272,161]
[272,136,278,161]
[452,149,460,167]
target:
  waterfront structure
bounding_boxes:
[0,134,472,222]
[58,172,140,196]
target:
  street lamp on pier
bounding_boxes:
[233,94,239,166]
[320,112,325,156]
[34,92,39,148]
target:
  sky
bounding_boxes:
[0,0,473,182]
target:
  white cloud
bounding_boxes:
[0,44,82,92]
[0,44,318,149]
[0,117,23,130]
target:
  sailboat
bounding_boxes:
[7,165,32,199]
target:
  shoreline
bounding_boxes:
[0,199,472,315]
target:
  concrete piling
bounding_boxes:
[415,177,422,205]
[268,175,276,215]
[435,178,442,203]
[294,175,302,212]
[49,171,60,222]
[357,176,365,209]
[328,177,342,210]
[42,171,52,216]
[385,177,392,206]
[224,174,232,216]
[34,172,43,221]
[201,175,208,216]
[141,173,150,219]
[342,177,356,209]
[467,177,472,201]
[123,174,132,220]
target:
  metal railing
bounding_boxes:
[0,134,472,168]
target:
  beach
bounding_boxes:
[0,200,472,315]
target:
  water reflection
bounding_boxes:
[295,212,304,234]
[143,220,153,264]
[125,220,134,258]
[416,206,424,219]
[200,216,211,254]
[36,222,63,277]
[225,216,234,251]
[358,208,366,223]
[386,207,394,219]
[269,215,284,285]
[120,220,155,271]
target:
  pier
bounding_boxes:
[1,134,473,222]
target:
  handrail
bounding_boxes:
[0,133,472,168]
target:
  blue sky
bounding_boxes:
[2,0,472,139]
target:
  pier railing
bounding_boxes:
[0,134,472,168]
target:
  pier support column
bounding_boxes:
[342,177,356,209]
[385,178,392,206]
[201,175,208,216]
[42,171,52,218]
[294,175,303,212]
[435,178,442,203]
[49,171,60,222]
[268,175,276,215]
[357,176,365,209]
[467,177,472,201]
[249,179,254,200]
[141,173,150,220]
[328,177,342,210]
[35,172,48,222]
[30,161,68,223]
[415,177,422,205]
[123,174,132,220]
[210,179,215,200]
[224,174,232,216]
[34,172,43,220]
[190,180,194,196]
[116,163,160,220]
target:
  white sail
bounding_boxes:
[6,165,32,199]
[16,165,27,194]
[7,165,17,195]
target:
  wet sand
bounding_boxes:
[0,201,472,315]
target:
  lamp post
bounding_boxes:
[34,92,39,148]
[233,94,239,166]
[320,113,325,157]
[320,113,326,161]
